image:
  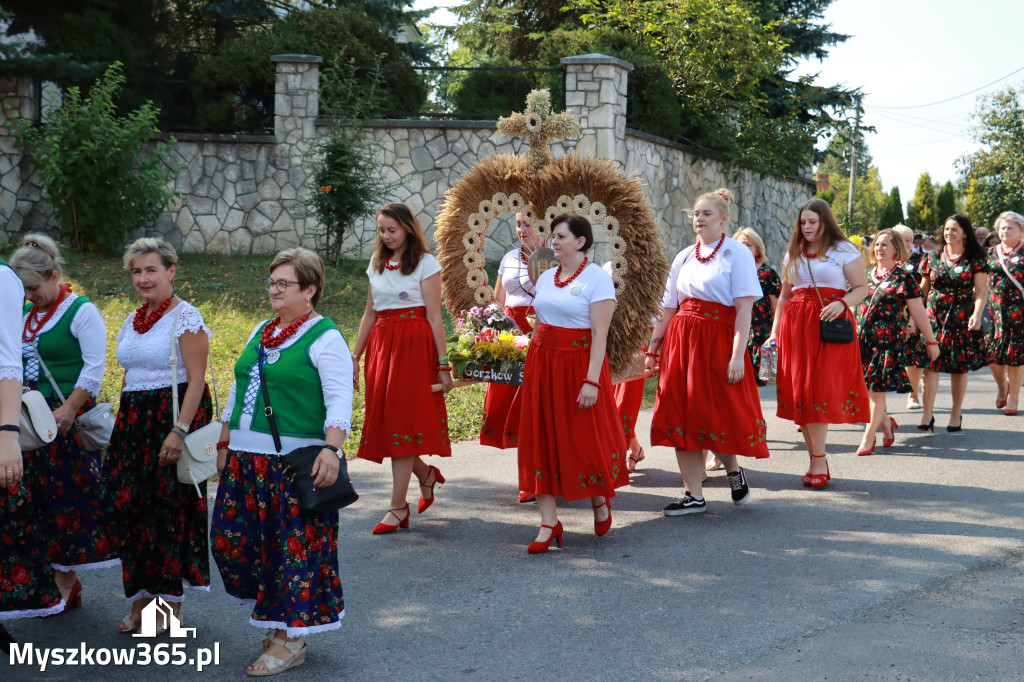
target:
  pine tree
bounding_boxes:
[907,172,938,233]
[936,181,957,222]
[879,186,905,229]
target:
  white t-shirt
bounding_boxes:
[367,254,442,311]
[534,262,616,329]
[783,241,862,290]
[22,293,107,396]
[662,237,763,308]
[0,267,24,383]
[498,249,536,308]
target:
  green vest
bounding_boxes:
[23,295,89,400]
[229,317,338,439]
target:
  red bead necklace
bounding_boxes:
[872,263,896,281]
[943,245,964,264]
[695,235,726,263]
[384,259,401,271]
[519,250,529,265]
[999,240,1023,258]
[554,257,589,288]
[261,311,311,348]
[803,248,818,259]
[133,296,174,334]
[23,284,70,342]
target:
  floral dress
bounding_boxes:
[856,267,922,392]
[748,263,781,383]
[917,252,988,373]
[902,253,930,367]
[986,245,1024,366]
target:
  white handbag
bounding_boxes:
[168,309,222,497]
[19,387,57,451]
[34,344,114,452]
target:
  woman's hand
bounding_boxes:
[158,430,184,467]
[577,382,598,409]
[926,343,941,362]
[763,332,778,349]
[311,449,340,488]
[52,402,78,435]
[217,447,229,474]
[643,354,657,373]
[727,354,745,385]
[352,356,360,391]
[438,369,453,393]
[820,301,847,321]
[968,312,982,331]
[0,434,22,487]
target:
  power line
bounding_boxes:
[868,109,966,137]
[871,63,1024,110]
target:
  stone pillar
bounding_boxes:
[0,77,51,237]
[560,54,633,167]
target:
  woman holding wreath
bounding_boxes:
[100,238,213,633]
[212,247,352,676]
[854,229,939,455]
[915,215,988,433]
[10,234,117,611]
[516,214,627,553]
[986,211,1024,415]
[765,199,870,488]
[354,203,452,534]
[647,189,769,515]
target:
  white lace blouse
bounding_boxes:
[22,293,107,397]
[0,267,24,383]
[116,302,211,392]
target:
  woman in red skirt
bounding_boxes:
[646,189,769,515]
[354,203,452,534]
[517,214,628,553]
[766,198,870,488]
[480,213,538,502]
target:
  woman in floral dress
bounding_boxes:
[854,230,939,455]
[915,215,989,433]
[892,225,928,409]
[986,211,1024,415]
[734,228,780,385]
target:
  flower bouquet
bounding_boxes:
[448,304,529,385]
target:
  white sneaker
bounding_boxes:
[907,396,922,410]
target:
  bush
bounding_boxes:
[451,66,541,118]
[5,62,178,252]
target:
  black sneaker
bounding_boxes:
[727,467,750,505]
[662,492,706,516]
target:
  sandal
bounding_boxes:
[627,448,645,473]
[802,453,830,488]
[247,635,306,677]
[118,614,140,635]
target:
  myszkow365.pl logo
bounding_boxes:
[6,597,220,672]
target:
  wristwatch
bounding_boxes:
[322,444,340,458]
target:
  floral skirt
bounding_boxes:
[904,330,930,368]
[988,300,1024,366]
[859,322,912,394]
[211,450,344,637]
[23,394,119,573]
[918,295,988,373]
[100,384,212,602]
[517,324,628,501]
[357,307,450,462]
[651,300,769,457]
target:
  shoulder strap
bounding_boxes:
[996,248,1024,297]
[256,344,283,453]
[34,342,66,403]
[805,256,827,308]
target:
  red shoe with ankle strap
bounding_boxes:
[372,503,410,534]
[417,466,445,514]
[593,500,612,537]
[802,454,830,488]
[882,417,898,448]
[527,521,563,554]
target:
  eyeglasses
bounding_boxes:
[263,278,300,292]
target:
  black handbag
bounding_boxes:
[806,256,855,344]
[257,345,359,516]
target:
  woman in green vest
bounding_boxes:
[212,247,352,676]
[10,234,118,611]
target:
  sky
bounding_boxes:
[415,0,1024,214]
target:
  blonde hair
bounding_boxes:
[694,187,733,219]
[732,227,766,264]
[269,247,325,307]
[123,237,177,271]
[995,211,1024,232]
[890,224,913,245]
[10,233,64,283]
[868,229,910,266]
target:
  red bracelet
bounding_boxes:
[437,365,452,371]
[582,379,600,389]
[643,350,659,358]
[217,440,229,450]
[925,341,939,346]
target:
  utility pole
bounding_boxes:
[847,95,862,225]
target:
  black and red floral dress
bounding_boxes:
[902,252,930,367]
[986,245,1024,366]
[856,267,922,392]
[916,252,988,374]
[748,263,781,383]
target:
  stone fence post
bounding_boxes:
[560,54,633,167]
[0,77,50,237]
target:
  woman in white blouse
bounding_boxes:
[10,234,116,611]
[516,214,628,553]
[765,199,870,488]
[212,247,351,676]
[101,238,214,633]
[354,203,452,534]
[646,189,769,515]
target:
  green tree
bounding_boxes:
[815,124,872,182]
[958,85,1024,226]
[906,172,938,233]
[829,165,886,234]
[935,180,957,222]
[879,186,905,229]
[4,63,178,252]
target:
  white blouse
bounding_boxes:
[534,263,616,329]
[783,241,862,290]
[221,316,354,455]
[22,293,107,397]
[367,254,442,311]
[662,238,763,308]
[116,302,211,392]
[498,248,536,308]
[0,267,24,383]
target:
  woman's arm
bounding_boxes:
[422,272,452,393]
[350,289,378,391]
[907,297,940,361]
[728,296,755,384]
[644,307,676,371]
[968,271,988,331]
[159,328,209,467]
[0,379,22,487]
[580,299,616,409]
[766,281,794,344]
[494,275,507,307]
[53,303,107,433]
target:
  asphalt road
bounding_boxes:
[5,369,1024,681]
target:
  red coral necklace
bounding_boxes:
[554,257,588,288]
[261,311,311,348]
[999,240,1023,258]
[695,235,726,263]
[803,247,818,259]
[23,284,70,342]
[943,245,964,264]
[133,296,174,334]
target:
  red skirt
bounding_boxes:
[479,306,534,449]
[651,299,769,457]
[357,307,451,462]
[776,288,870,425]
[612,378,644,441]
[517,324,628,501]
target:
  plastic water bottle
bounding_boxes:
[759,341,778,383]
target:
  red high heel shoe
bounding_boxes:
[855,439,875,456]
[527,521,563,554]
[882,417,898,448]
[802,454,830,488]
[66,579,82,609]
[996,395,1008,409]
[593,500,612,537]
[372,503,410,534]
[417,466,445,514]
